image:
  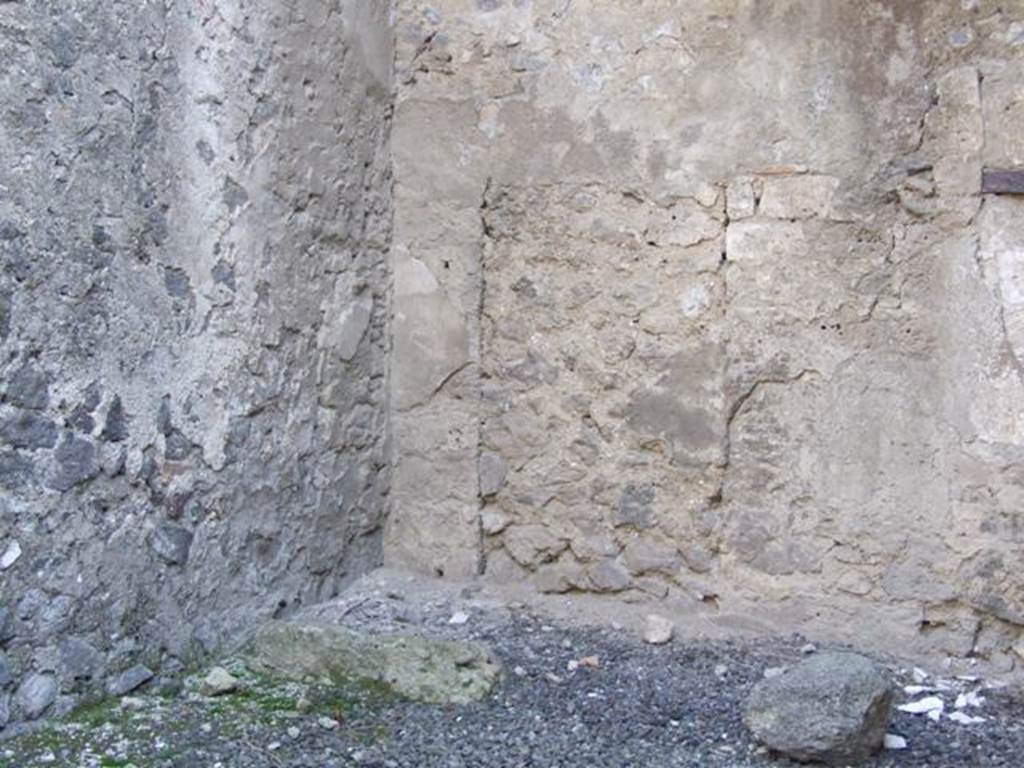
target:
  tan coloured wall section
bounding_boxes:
[385,0,1024,671]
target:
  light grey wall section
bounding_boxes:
[0,0,392,725]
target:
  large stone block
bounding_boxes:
[248,622,500,705]
[744,653,893,765]
[758,175,840,220]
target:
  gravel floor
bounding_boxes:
[3,600,1023,768]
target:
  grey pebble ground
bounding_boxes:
[3,608,1022,768]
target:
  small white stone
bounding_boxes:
[200,667,240,697]
[267,742,281,752]
[763,667,786,680]
[448,611,470,626]
[566,660,579,672]
[911,667,929,684]
[800,643,817,655]
[287,726,301,739]
[643,614,674,645]
[512,666,527,677]
[0,540,21,570]
[200,723,212,734]
[955,691,984,709]
[927,709,943,722]
[949,711,986,725]
[884,734,908,750]
[318,716,339,730]
[898,696,945,715]
[714,664,728,678]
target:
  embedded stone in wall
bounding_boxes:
[479,452,508,498]
[930,67,983,197]
[614,484,655,530]
[982,61,1024,168]
[979,197,1024,364]
[758,175,840,220]
[622,538,682,577]
[15,674,57,721]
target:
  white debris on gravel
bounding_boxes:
[0,540,21,570]
[911,667,929,684]
[448,611,470,625]
[949,712,986,725]
[898,696,945,715]
[884,734,908,750]
[955,691,984,709]
[318,716,339,730]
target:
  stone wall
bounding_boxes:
[386,0,1024,672]
[0,0,392,725]
[4,0,1024,732]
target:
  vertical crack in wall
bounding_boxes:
[474,177,494,575]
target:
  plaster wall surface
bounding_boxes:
[0,0,392,726]
[386,0,1024,672]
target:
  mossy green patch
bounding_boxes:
[69,696,125,728]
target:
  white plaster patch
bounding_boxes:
[886,54,911,85]
[0,540,21,570]
[396,258,441,297]
[677,282,713,318]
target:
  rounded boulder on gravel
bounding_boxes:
[743,651,894,765]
